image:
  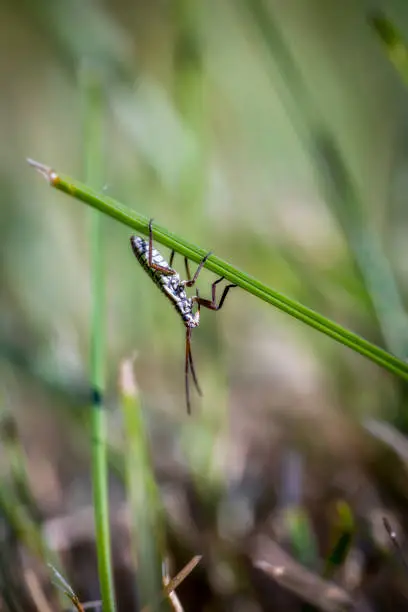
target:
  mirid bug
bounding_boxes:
[130,219,237,413]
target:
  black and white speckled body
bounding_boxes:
[130,222,237,413]
[130,236,200,328]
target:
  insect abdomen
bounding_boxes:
[130,235,195,323]
[130,236,173,286]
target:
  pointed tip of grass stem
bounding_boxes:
[27,158,60,186]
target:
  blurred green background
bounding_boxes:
[2,0,408,610]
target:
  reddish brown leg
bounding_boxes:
[194,277,237,311]
[183,251,213,287]
[148,219,176,275]
[184,257,191,281]
[151,228,211,284]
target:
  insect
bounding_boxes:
[130,219,237,413]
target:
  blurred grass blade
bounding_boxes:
[315,134,408,358]
[0,423,66,611]
[284,507,319,571]
[119,357,166,610]
[48,564,77,600]
[48,564,85,612]
[28,158,408,383]
[0,412,41,524]
[371,14,408,85]
[81,64,116,612]
[161,555,202,598]
[323,501,354,580]
[24,568,55,612]
[0,508,34,612]
[252,538,352,612]
[243,0,408,359]
[279,450,319,570]
[364,418,408,466]
[173,0,207,221]
[0,483,48,561]
[162,559,183,612]
[141,555,202,612]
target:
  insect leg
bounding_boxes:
[183,251,213,287]
[195,277,237,311]
[184,257,192,281]
[169,250,175,267]
[147,219,176,275]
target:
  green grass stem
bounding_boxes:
[323,501,354,579]
[80,65,116,612]
[27,158,408,383]
[119,357,166,610]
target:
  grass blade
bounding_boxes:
[80,64,116,612]
[242,0,408,359]
[28,158,408,384]
[119,357,165,609]
[370,14,408,86]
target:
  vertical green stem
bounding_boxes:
[119,359,166,610]
[81,63,116,612]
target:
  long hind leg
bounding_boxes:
[194,277,237,311]
[147,219,176,275]
[183,252,212,287]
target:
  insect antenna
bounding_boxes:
[188,341,202,397]
[185,326,192,415]
[383,516,408,573]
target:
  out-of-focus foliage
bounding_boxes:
[2,1,408,610]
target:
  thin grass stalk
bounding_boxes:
[26,159,408,384]
[81,64,116,612]
[0,483,51,562]
[279,450,319,570]
[119,358,165,610]
[323,501,354,579]
[0,405,66,608]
